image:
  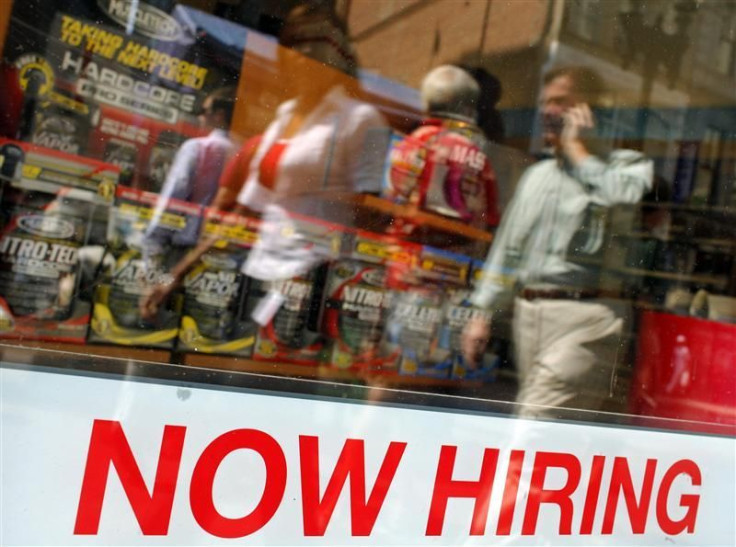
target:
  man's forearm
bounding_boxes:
[561,138,591,167]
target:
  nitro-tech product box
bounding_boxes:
[386,246,471,378]
[250,214,343,366]
[0,139,118,343]
[321,231,418,372]
[177,209,260,356]
[88,186,194,349]
[445,260,498,381]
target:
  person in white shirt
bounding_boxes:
[235,2,387,281]
[463,66,653,418]
[236,3,386,218]
[140,2,386,319]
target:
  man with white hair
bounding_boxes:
[388,65,500,229]
[421,64,482,122]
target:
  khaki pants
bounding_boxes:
[512,296,628,419]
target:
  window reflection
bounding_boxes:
[0,0,733,435]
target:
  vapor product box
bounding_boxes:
[250,215,343,366]
[30,96,94,157]
[446,261,497,381]
[89,186,195,348]
[177,210,260,356]
[322,260,397,372]
[0,139,118,343]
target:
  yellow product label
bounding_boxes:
[118,203,186,228]
[91,303,177,345]
[97,179,116,202]
[257,339,276,357]
[356,241,414,265]
[334,351,352,369]
[402,357,418,374]
[181,315,252,353]
[0,318,15,332]
[16,55,55,97]
[21,165,42,179]
[203,222,258,246]
[49,90,89,114]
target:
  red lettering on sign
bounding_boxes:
[299,436,406,536]
[602,457,657,534]
[71,419,704,540]
[656,459,701,534]
[579,455,606,534]
[496,450,524,536]
[425,446,499,536]
[74,419,186,535]
[190,429,287,538]
[522,452,581,536]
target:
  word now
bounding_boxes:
[74,420,701,539]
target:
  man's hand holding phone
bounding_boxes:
[561,102,595,166]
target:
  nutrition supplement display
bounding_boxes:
[250,215,343,366]
[0,139,117,342]
[89,186,192,348]
[445,261,497,380]
[386,120,499,229]
[385,246,471,378]
[250,269,327,365]
[178,210,259,356]
[322,259,397,371]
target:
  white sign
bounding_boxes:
[1,365,734,545]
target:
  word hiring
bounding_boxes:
[74,420,700,539]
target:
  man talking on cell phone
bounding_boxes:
[462,66,653,419]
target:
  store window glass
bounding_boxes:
[0,1,734,544]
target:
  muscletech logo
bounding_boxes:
[18,215,75,239]
[360,268,386,287]
[98,0,183,42]
[201,253,238,271]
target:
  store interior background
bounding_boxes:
[0,0,734,430]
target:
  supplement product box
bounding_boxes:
[88,186,194,349]
[448,260,497,380]
[386,286,446,378]
[0,139,118,343]
[385,246,472,378]
[322,260,398,372]
[250,269,328,365]
[177,210,260,356]
[250,215,343,366]
[418,246,471,285]
[322,231,420,372]
[380,129,424,205]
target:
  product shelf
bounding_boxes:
[182,352,481,389]
[0,339,172,364]
[615,266,728,286]
[353,194,493,243]
[0,339,482,390]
